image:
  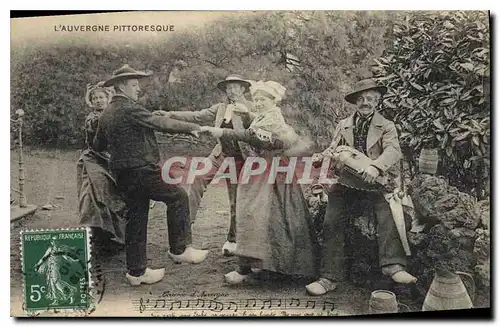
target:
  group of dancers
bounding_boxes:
[78,64,417,296]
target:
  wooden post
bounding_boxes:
[16,109,27,208]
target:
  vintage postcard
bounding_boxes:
[10,11,491,317]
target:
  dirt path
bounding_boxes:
[10,149,371,316]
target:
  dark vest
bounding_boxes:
[353,111,374,155]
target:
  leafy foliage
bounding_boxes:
[11,11,393,149]
[11,11,490,198]
[373,11,490,198]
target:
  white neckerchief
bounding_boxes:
[223,102,235,124]
[223,97,248,123]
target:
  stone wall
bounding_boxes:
[408,174,489,296]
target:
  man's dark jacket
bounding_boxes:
[94,94,200,171]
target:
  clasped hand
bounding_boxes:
[312,151,379,183]
[152,110,170,117]
[231,101,250,114]
[193,126,224,138]
[311,153,324,168]
[360,165,380,184]
[199,126,223,138]
[311,151,344,170]
[151,111,222,138]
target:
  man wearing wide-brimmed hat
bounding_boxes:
[94,64,209,286]
[306,77,417,296]
[156,74,254,256]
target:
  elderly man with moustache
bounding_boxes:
[306,77,417,296]
[94,64,209,286]
[155,75,254,256]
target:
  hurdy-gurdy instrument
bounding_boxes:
[331,146,389,192]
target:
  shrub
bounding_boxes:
[11,11,394,151]
[373,11,490,198]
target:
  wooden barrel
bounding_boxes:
[369,290,398,314]
[418,148,439,174]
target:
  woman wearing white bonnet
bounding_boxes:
[250,80,287,103]
[239,80,299,146]
[202,80,318,285]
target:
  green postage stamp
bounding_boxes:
[21,228,92,312]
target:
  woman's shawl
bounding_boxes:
[85,110,101,148]
[247,107,309,156]
[220,106,311,157]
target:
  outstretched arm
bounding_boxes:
[220,128,252,143]
[218,128,286,150]
[164,105,219,126]
[127,102,201,134]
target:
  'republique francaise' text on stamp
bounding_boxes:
[21,228,91,312]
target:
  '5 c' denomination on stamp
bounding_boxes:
[21,228,91,312]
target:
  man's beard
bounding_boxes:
[228,94,243,101]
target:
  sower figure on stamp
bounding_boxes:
[94,64,209,286]
[155,75,254,256]
[34,237,79,306]
[306,78,416,296]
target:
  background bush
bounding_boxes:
[11,11,490,197]
[373,11,490,198]
[11,11,394,149]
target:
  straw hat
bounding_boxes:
[103,64,152,87]
[216,74,251,92]
[344,78,387,104]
